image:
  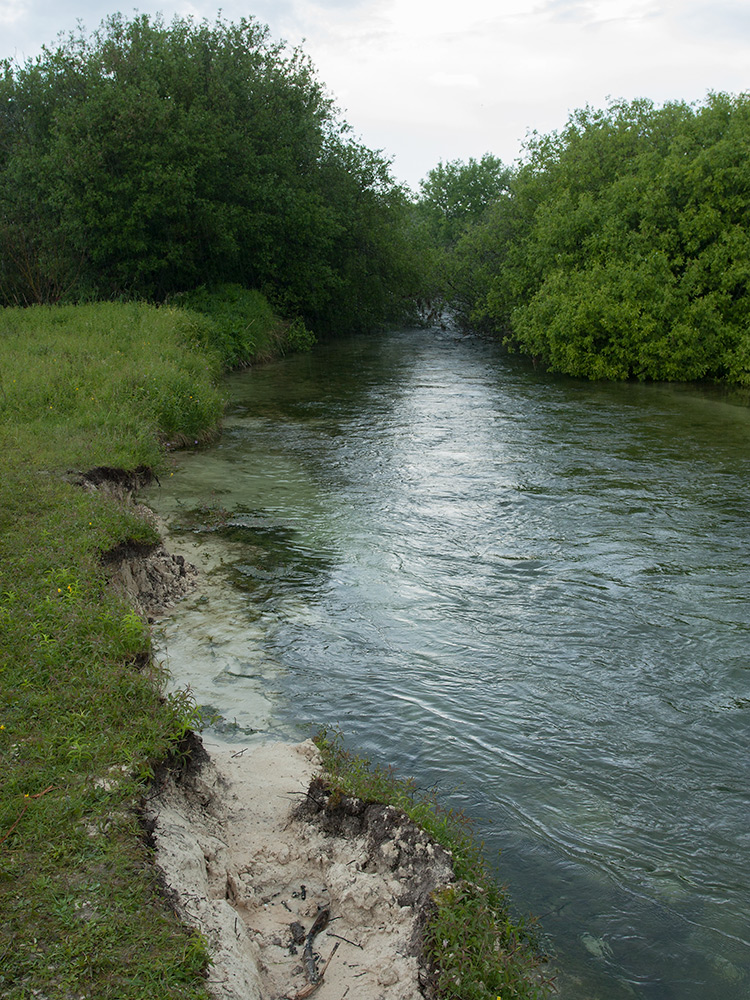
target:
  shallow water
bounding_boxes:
[148,329,750,998]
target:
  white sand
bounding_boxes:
[147,739,453,1000]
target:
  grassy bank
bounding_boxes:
[0,296,293,998]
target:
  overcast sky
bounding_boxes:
[2,1,749,189]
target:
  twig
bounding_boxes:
[292,942,340,999]
[328,931,363,949]
[0,786,58,847]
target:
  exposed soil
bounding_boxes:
[102,538,198,619]
[77,465,199,619]
[145,740,454,1000]
[83,466,456,999]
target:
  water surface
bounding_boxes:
[149,329,750,999]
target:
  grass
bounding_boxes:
[314,728,554,1000]
[0,300,226,471]
[170,283,316,368]
[0,298,261,998]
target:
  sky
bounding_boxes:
[2,0,749,190]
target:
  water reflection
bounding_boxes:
[148,330,750,1000]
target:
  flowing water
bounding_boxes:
[147,328,750,999]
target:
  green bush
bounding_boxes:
[172,283,314,366]
[433,93,750,384]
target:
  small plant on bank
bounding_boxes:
[313,728,553,1000]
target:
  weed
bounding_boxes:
[313,728,553,1000]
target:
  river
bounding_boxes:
[147,327,750,999]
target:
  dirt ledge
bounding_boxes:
[76,465,199,620]
[145,741,454,1000]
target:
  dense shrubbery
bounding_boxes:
[172,284,315,367]
[420,94,750,384]
[0,14,423,335]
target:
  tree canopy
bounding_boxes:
[423,94,750,385]
[0,13,423,334]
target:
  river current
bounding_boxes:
[148,328,750,999]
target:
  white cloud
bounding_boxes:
[429,73,482,89]
[0,0,29,28]
[2,0,750,187]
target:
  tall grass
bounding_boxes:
[0,301,227,471]
[171,283,316,368]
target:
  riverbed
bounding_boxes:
[148,327,750,999]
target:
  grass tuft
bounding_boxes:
[313,727,553,1000]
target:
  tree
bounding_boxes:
[438,94,750,384]
[0,13,427,333]
[416,153,511,248]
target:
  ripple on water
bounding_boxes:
[148,330,750,1000]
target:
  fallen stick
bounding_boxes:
[292,941,340,1000]
[0,786,57,848]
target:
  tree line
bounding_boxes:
[416,94,750,385]
[3,14,749,384]
[0,13,422,336]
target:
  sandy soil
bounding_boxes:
[145,739,454,1000]
[89,474,455,999]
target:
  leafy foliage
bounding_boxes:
[0,13,424,334]
[171,284,313,367]
[431,94,750,384]
[411,155,512,323]
[417,154,512,249]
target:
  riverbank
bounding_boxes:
[0,299,292,998]
[97,512,456,998]
[0,302,549,999]
[147,736,456,1000]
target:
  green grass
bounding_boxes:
[0,300,236,998]
[0,300,227,471]
[170,283,316,368]
[314,728,554,1000]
